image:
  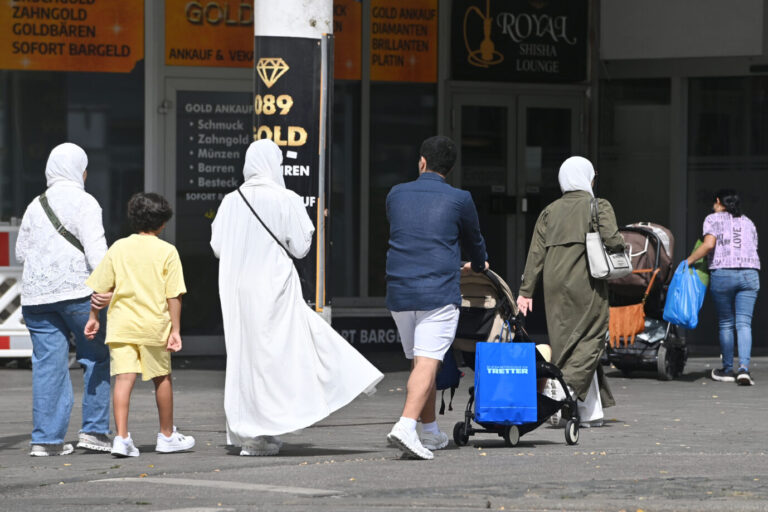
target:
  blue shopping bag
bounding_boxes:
[663,261,707,329]
[474,342,537,425]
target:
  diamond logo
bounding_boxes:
[256,58,290,88]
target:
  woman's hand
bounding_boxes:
[517,296,533,316]
[91,292,113,310]
[686,234,717,266]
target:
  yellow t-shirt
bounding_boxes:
[86,234,187,346]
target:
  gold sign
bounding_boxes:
[0,0,144,73]
[370,0,438,83]
[166,0,254,67]
[334,0,362,80]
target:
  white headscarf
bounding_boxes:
[243,139,285,188]
[45,142,88,189]
[558,156,595,197]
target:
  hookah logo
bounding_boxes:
[462,0,504,68]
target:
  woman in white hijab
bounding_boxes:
[515,156,625,427]
[16,142,112,456]
[211,139,383,456]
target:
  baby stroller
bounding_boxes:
[605,223,688,380]
[450,269,580,447]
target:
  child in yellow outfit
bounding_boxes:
[85,193,194,457]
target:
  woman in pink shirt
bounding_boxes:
[687,189,760,386]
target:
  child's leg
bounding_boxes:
[153,375,173,438]
[113,373,137,439]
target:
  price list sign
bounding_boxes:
[176,90,252,335]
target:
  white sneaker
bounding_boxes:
[30,443,74,457]
[264,435,283,449]
[111,435,139,457]
[77,432,112,452]
[420,430,449,450]
[155,426,195,453]
[240,436,280,456]
[387,422,434,460]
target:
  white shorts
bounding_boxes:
[391,304,460,361]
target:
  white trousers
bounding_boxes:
[577,372,604,422]
[391,304,459,361]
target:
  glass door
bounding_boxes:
[162,78,252,354]
[454,98,516,284]
[516,96,584,332]
[453,92,584,333]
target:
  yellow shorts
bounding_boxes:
[109,343,171,381]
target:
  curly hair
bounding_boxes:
[127,193,173,233]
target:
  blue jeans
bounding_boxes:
[710,269,760,372]
[22,297,110,444]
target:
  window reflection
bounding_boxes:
[0,65,145,244]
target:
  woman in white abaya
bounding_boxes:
[211,139,383,456]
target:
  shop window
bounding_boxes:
[368,83,437,297]
[330,81,362,298]
[0,66,145,244]
[599,79,671,226]
[687,77,768,349]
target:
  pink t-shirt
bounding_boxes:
[702,212,760,270]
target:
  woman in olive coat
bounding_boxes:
[516,156,625,426]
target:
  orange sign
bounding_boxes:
[0,0,143,73]
[334,0,362,80]
[370,0,438,83]
[165,0,254,68]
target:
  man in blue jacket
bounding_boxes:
[386,135,488,460]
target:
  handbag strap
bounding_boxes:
[589,197,602,236]
[38,192,84,253]
[237,187,296,262]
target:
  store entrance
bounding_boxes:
[451,90,585,333]
[161,78,252,354]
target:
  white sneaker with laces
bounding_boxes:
[30,443,74,457]
[155,426,195,453]
[240,436,280,456]
[420,430,449,450]
[387,422,434,460]
[111,435,139,457]
[77,432,112,452]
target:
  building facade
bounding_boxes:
[1,0,766,355]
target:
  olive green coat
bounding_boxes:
[519,191,625,405]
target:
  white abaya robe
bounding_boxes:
[211,173,383,444]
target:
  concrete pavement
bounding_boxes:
[1,356,767,511]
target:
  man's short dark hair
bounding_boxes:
[127,192,173,233]
[420,135,457,176]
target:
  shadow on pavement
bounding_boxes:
[223,444,377,457]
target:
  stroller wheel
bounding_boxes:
[656,344,674,381]
[453,421,469,446]
[565,420,579,445]
[502,425,520,447]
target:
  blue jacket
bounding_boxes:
[385,172,487,312]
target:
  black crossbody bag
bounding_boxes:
[237,188,312,300]
[39,191,84,253]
